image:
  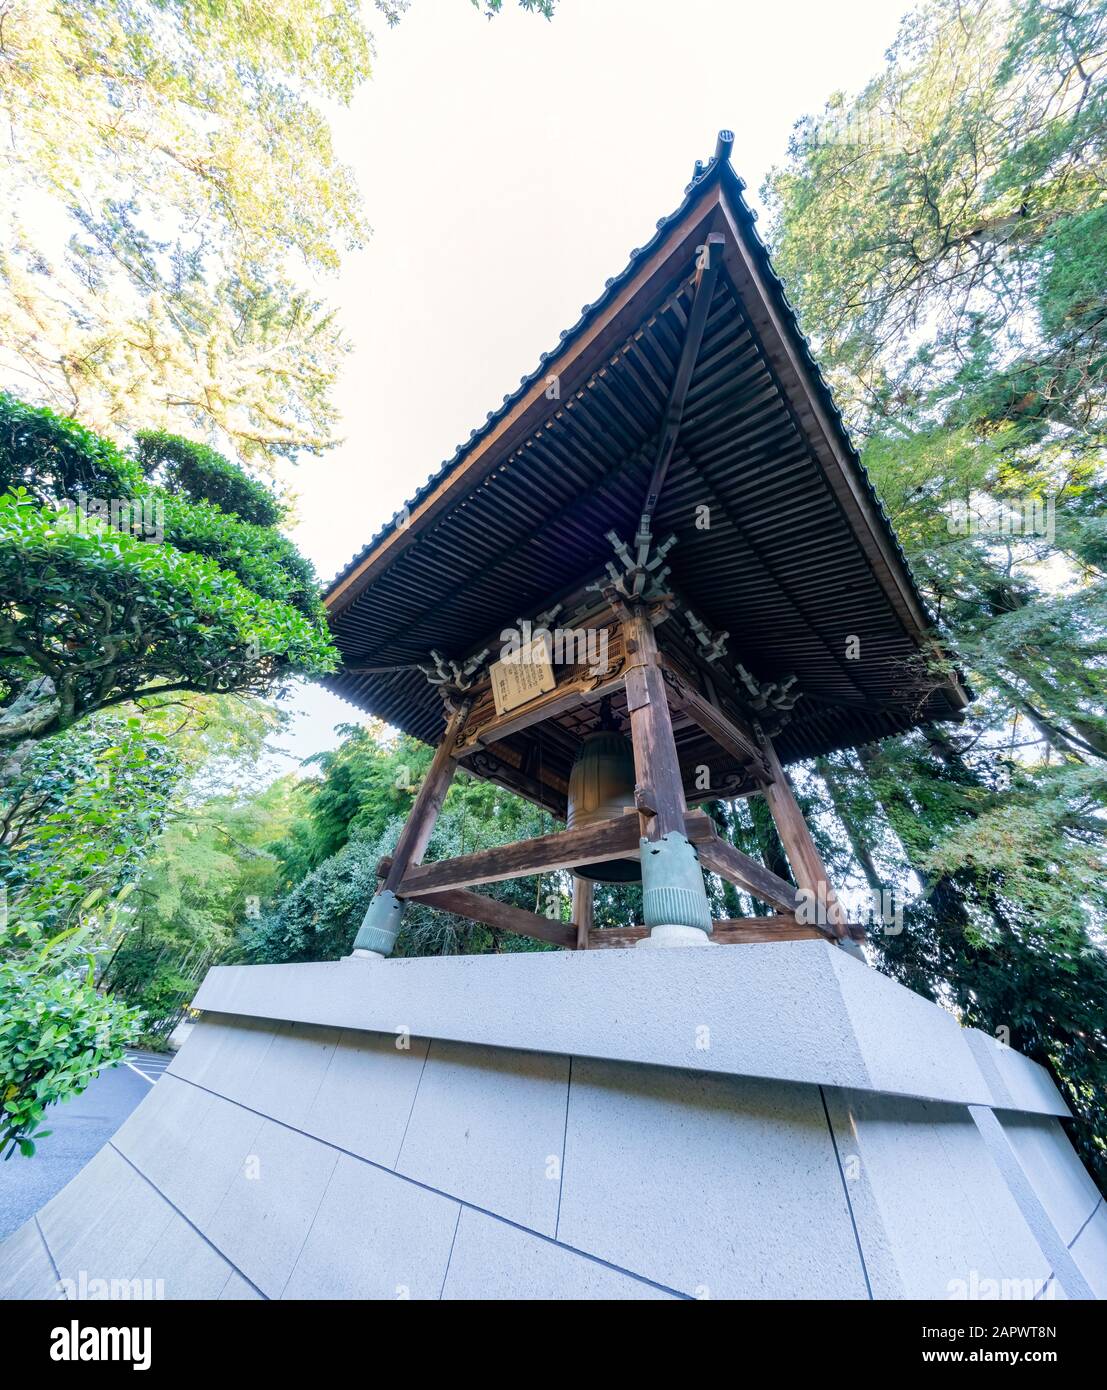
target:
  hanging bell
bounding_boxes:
[566,729,641,882]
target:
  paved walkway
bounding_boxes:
[0,1052,169,1239]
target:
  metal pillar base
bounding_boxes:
[351,889,404,957]
[639,831,713,937]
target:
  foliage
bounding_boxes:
[1,715,180,936]
[0,0,376,461]
[0,0,558,462]
[763,0,1107,436]
[0,490,334,740]
[0,391,144,503]
[0,919,141,1159]
[0,398,336,746]
[135,430,285,528]
[106,776,299,1015]
[764,0,1107,1185]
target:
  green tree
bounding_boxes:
[763,0,1107,1184]
[0,395,336,747]
[0,0,556,464]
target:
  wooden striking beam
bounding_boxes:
[587,917,824,949]
[381,701,470,894]
[641,232,725,520]
[389,809,717,898]
[417,888,576,949]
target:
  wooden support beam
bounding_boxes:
[695,835,805,919]
[756,728,855,942]
[572,875,594,951]
[417,888,576,949]
[381,701,470,894]
[587,917,824,949]
[659,660,770,779]
[621,607,689,839]
[641,232,725,519]
[454,667,626,757]
[389,809,716,898]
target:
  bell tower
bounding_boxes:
[324,131,968,961]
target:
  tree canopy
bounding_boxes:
[0,394,336,747]
[0,0,556,465]
[764,0,1107,1184]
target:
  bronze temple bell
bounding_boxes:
[566,728,641,883]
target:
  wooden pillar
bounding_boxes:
[619,606,687,839]
[619,605,712,940]
[353,699,472,956]
[572,875,594,950]
[757,728,849,941]
[382,700,471,892]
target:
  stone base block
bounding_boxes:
[1,944,1102,1300]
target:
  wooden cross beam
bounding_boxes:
[409,893,823,953]
[385,809,718,898]
[588,917,824,949]
[417,888,576,948]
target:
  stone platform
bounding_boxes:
[1,942,1104,1300]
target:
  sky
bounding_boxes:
[272,0,910,767]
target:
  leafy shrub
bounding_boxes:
[244,832,387,963]
[0,393,144,504]
[0,490,336,730]
[0,399,336,744]
[0,923,140,1159]
[1,717,181,937]
[136,430,285,527]
[159,493,324,620]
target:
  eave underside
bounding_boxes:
[324,259,961,786]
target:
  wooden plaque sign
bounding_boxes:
[490,636,556,716]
